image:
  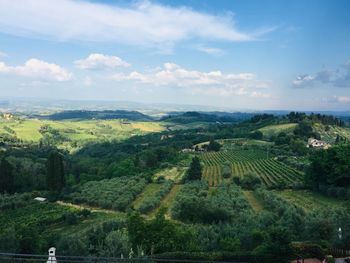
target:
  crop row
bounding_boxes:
[202,158,303,188]
[200,149,268,166]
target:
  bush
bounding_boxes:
[240,172,262,190]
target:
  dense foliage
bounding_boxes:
[306,144,350,199]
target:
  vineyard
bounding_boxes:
[200,150,303,188]
[231,159,303,188]
[200,149,268,166]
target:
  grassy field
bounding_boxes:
[258,123,298,137]
[243,190,264,212]
[153,167,187,183]
[131,183,162,210]
[275,190,348,212]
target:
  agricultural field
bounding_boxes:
[200,149,269,166]
[0,202,75,232]
[258,123,298,137]
[0,117,165,149]
[275,189,348,212]
[200,149,303,187]
[219,138,273,150]
[66,176,147,212]
[152,167,187,183]
[131,183,162,210]
[231,159,303,188]
[242,190,264,212]
[313,123,350,143]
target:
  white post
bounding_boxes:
[47,247,57,263]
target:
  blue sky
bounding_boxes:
[0,0,350,110]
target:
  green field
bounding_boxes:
[0,118,165,149]
[275,189,348,212]
[200,149,269,166]
[258,123,298,137]
[131,183,162,210]
[243,190,264,212]
[152,167,187,183]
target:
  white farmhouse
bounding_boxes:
[307,138,331,149]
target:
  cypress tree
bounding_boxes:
[187,157,202,181]
[0,158,14,194]
[47,151,65,191]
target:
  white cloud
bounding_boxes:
[75,53,130,70]
[292,59,350,88]
[0,51,7,57]
[0,0,275,50]
[112,62,270,97]
[196,45,225,56]
[0,58,72,81]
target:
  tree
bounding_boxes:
[207,138,221,151]
[0,158,14,193]
[186,157,202,180]
[47,151,65,191]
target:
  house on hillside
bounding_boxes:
[181,148,195,153]
[307,138,331,149]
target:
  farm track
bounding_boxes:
[56,200,122,215]
[243,191,264,212]
[150,184,183,218]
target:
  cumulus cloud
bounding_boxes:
[0,59,72,81]
[292,59,350,88]
[0,0,275,50]
[75,53,130,70]
[112,62,270,97]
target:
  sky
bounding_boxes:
[0,0,350,111]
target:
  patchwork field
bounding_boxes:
[0,118,165,146]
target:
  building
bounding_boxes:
[307,138,331,149]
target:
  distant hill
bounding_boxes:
[161,111,254,124]
[38,110,153,121]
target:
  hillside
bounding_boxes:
[161,111,253,124]
[38,110,153,121]
[1,112,349,261]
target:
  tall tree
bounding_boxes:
[0,158,14,193]
[47,151,65,191]
[186,157,202,180]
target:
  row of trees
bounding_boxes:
[0,151,65,194]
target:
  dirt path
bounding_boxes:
[150,184,182,218]
[243,190,264,212]
[56,200,123,215]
